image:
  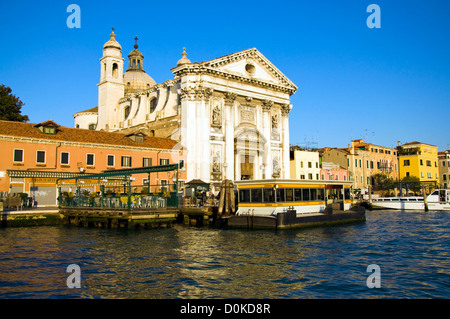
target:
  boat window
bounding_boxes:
[344,188,351,200]
[263,188,275,202]
[251,188,262,202]
[239,189,250,203]
[303,188,310,201]
[310,188,318,201]
[285,189,293,201]
[318,189,325,201]
[431,190,439,196]
[294,188,302,201]
[276,188,285,202]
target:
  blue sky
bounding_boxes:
[0,0,449,150]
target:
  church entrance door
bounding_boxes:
[240,155,254,180]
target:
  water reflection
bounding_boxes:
[0,210,449,298]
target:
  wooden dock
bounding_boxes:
[60,206,217,229]
[224,206,366,230]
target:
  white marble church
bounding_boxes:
[74,29,298,186]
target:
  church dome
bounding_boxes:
[123,36,156,93]
[123,70,156,93]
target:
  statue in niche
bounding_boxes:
[211,147,222,180]
[211,104,221,128]
[272,155,281,178]
[271,113,279,139]
[272,113,278,129]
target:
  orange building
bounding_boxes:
[0,120,186,206]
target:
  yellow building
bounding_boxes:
[397,141,439,183]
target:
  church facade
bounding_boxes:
[74,30,298,187]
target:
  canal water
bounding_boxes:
[0,210,448,299]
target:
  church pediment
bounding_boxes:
[202,48,297,93]
[171,48,297,95]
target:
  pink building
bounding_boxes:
[320,162,348,181]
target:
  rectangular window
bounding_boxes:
[426,160,431,167]
[161,179,168,192]
[355,159,358,167]
[263,188,275,202]
[13,149,23,162]
[359,159,362,167]
[370,161,374,169]
[310,188,317,201]
[443,175,447,181]
[61,152,69,165]
[427,172,432,179]
[318,189,325,200]
[308,173,313,180]
[404,159,410,166]
[308,162,312,168]
[143,157,152,167]
[276,188,285,202]
[251,189,263,202]
[36,151,46,164]
[294,188,302,201]
[86,154,95,166]
[107,155,115,167]
[121,156,132,167]
[302,188,310,201]
[160,158,169,165]
[285,189,293,201]
[239,189,250,203]
[420,159,423,166]
[179,159,184,170]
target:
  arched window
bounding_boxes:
[112,63,118,78]
[124,106,130,120]
[149,98,157,113]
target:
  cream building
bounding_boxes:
[289,146,321,180]
[74,30,298,187]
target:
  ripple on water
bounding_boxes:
[0,212,449,299]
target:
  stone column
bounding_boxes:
[262,99,273,179]
[281,104,291,179]
[223,92,237,181]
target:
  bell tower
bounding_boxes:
[97,28,125,131]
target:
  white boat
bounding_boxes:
[372,189,450,211]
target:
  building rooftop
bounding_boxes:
[0,120,180,150]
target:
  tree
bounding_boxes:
[372,173,394,191]
[400,175,422,193]
[0,85,29,122]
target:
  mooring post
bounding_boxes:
[422,186,428,212]
[127,177,132,210]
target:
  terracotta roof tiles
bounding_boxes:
[0,120,180,151]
